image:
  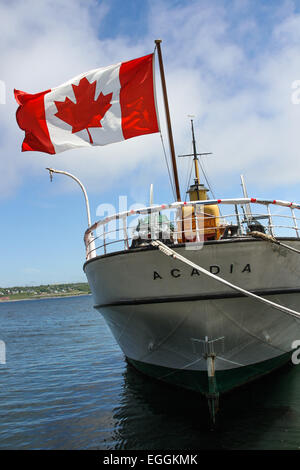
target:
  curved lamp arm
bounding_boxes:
[46,168,91,228]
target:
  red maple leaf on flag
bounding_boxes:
[54,77,113,144]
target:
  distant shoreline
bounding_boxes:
[0,293,92,303]
[0,282,91,303]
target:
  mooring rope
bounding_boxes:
[249,230,300,255]
[151,239,300,320]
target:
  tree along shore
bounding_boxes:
[0,282,91,301]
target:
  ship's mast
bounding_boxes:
[191,118,201,186]
[179,118,212,201]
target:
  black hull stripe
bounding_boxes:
[94,287,300,309]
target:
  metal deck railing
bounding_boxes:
[84,198,300,260]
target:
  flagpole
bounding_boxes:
[155,39,181,202]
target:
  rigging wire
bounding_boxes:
[195,134,222,214]
[184,156,194,202]
[182,141,194,202]
[160,132,176,201]
[195,131,217,199]
[197,154,223,215]
[198,154,216,199]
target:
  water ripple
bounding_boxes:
[0,295,300,449]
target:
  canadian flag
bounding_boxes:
[14,54,159,154]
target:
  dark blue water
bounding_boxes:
[0,295,300,450]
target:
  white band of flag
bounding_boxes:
[14,54,159,155]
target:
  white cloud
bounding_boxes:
[1,0,300,203]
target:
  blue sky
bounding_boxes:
[1,0,300,286]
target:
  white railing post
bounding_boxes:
[267,204,274,237]
[234,204,243,235]
[194,203,204,243]
[86,232,96,260]
[103,224,107,255]
[291,208,300,238]
[175,207,182,244]
[122,215,129,249]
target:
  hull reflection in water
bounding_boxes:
[111,360,300,449]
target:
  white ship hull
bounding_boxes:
[84,238,300,395]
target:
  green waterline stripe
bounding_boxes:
[127,352,292,395]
